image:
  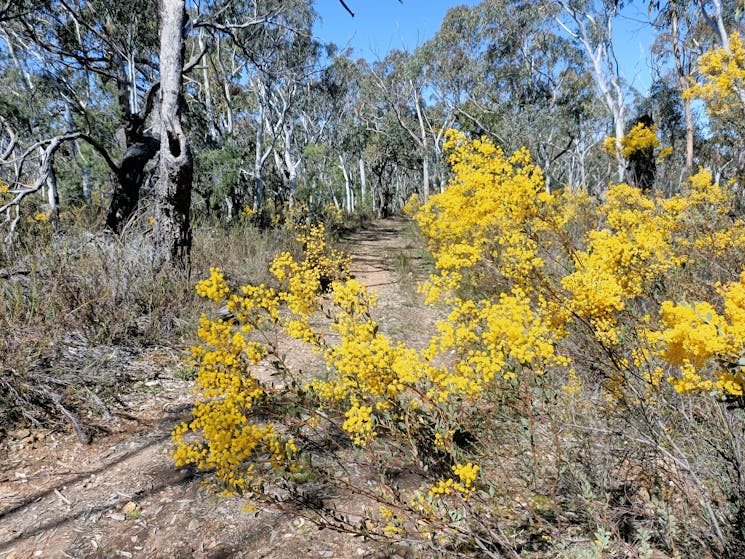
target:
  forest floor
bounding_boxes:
[0,217,439,559]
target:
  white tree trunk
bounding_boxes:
[671,2,695,177]
[359,157,366,202]
[199,30,218,144]
[557,1,626,183]
[340,155,353,213]
[46,161,59,221]
[413,87,430,202]
[153,0,192,266]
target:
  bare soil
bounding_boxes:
[0,218,437,559]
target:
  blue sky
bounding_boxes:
[313,0,657,95]
[313,0,480,58]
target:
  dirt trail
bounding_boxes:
[0,218,432,559]
[340,217,437,349]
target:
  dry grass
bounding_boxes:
[0,215,296,438]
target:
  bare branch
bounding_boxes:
[0,132,121,241]
[0,115,18,163]
[338,0,355,17]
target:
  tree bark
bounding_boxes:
[106,136,160,231]
[359,157,366,201]
[670,1,694,177]
[340,155,353,213]
[153,0,192,266]
[46,159,59,222]
[412,85,430,203]
[199,29,219,144]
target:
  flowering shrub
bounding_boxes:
[686,32,745,125]
[0,179,9,203]
[173,223,349,494]
[179,134,745,556]
[604,121,662,159]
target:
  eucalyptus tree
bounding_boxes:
[647,0,736,178]
[646,0,745,184]
[0,0,159,235]
[650,0,700,176]
[204,0,316,215]
[317,52,365,212]
[281,48,363,213]
[0,0,303,256]
[268,31,333,208]
[366,51,423,202]
[417,0,594,190]
[0,0,211,242]
[554,0,629,182]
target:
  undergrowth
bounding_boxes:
[175,131,745,558]
[0,213,296,438]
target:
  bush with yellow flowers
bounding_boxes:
[685,32,745,129]
[178,130,745,556]
[603,121,662,159]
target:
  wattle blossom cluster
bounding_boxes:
[172,224,348,494]
[412,132,745,407]
[686,32,745,123]
[604,121,662,158]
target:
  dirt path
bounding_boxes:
[0,218,433,559]
[340,217,437,349]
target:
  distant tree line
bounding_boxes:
[0,0,743,263]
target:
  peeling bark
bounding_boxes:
[153,0,192,266]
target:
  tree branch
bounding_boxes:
[338,0,355,17]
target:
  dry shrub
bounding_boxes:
[0,214,293,439]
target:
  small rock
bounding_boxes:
[122,501,138,515]
[109,512,126,521]
[187,519,200,531]
[319,552,333,558]
[205,543,234,559]
[13,428,31,440]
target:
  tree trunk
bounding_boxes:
[153,0,192,266]
[684,99,694,176]
[106,136,160,231]
[376,174,391,219]
[340,155,353,213]
[671,1,695,178]
[46,160,59,222]
[359,157,366,202]
[614,116,626,183]
[422,150,430,202]
[199,29,219,144]
[72,140,92,206]
[412,88,430,203]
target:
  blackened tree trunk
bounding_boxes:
[105,135,160,231]
[626,115,656,194]
[153,0,192,266]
